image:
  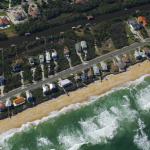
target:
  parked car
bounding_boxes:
[72,26,76,30]
[25,32,31,36]
[87,15,94,20]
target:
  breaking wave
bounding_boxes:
[0,74,149,150]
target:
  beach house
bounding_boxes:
[7,6,28,24]
[128,19,143,31]
[58,79,72,88]
[48,83,58,93]
[64,46,70,58]
[81,71,88,83]
[12,96,26,107]
[100,61,108,71]
[42,84,49,96]
[137,16,148,27]
[26,91,35,105]
[0,101,5,112]
[52,50,58,61]
[0,76,6,86]
[39,54,45,64]
[81,41,87,51]
[0,17,10,29]
[134,50,142,61]
[28,3,40,18]
[45,51,51,64]
[92,64,100,76]
[12,64,22,73]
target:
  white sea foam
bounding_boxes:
[57,108,120,149]
[134,118,150,150]
[58,131,86,150]
[37,137,53,147]
[58,106,124,149]
[0,74,149,147]
[136,85,150,111]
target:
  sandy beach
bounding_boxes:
[0,60,150,134]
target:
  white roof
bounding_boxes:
[139,51,146,57]
[45,51,51,60]
[42,85,49,92]
[81,41,87,48]
[52,51,57,57]
[134,50,140,57]
[100,61,107,70]
[58,79,72,87]
[48,83,56,90]
[93,64,100,74]
[5,99,12,107]
[115,56,121,62]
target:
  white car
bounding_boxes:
[39,54,45,64]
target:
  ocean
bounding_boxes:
[0,75,150,150]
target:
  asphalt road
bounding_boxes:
[0,38,150,101]
[0,3,150,48]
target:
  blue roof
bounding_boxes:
[0,76,6,86]
[132,23,143,30]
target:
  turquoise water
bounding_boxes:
[0,75,150,150]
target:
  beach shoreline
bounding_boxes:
[0,60,150,135]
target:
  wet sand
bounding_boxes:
[0,60,150,134]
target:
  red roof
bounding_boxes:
[0,17,10,26]
[138,16,148,26]
[0,101,5,110]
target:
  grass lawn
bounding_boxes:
[0,11,6,16]
[0,24,17,37]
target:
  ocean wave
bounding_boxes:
[37,137,53,147]
[135,85,150,111]
[57,97,138,150]
[0,74,149,148]
[134,118,150,150]
[58,131,86,150]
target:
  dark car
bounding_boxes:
[12,64,22,73]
